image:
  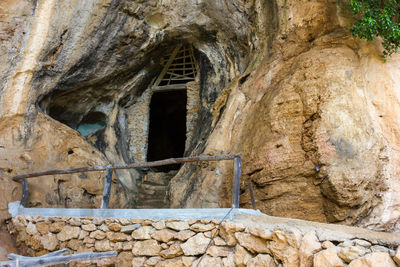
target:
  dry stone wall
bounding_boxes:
[8,216,400,266]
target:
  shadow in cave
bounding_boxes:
[147,90,187,172]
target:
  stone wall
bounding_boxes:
[126,81,201,162]
[8,215,400,266]
[126,87,152,162]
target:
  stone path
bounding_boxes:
[136,170,177,208]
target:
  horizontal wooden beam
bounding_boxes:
[13,154,241,180]
[1,251,117,267]
[8,249,70,260]
[151,84,187,92]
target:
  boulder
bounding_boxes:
[206,245,233,257]
[175,230,196,241]
[132,226,156,240]
[106,232,130,242]
[247,226,273,240]
[193,255,223,267]
[56,226,80,241]
[182,256,197,267]
[107,223,122,232]
[299,231,322,267]
[131,257,147,266]
[160,243,184,259]
[26,222,38,235]
[121,224,141,234]
[89,230,106,240]
[94,240,113,252]
[166,221,190,231]
[35,222,50,235]
[338,245,370,263]
[268,230,301,266]
[156,257,185,267]
[152,229,176,243]
[247,254,277,267]
[190,223,215,232]
[235,232,269,254]
[314,248,346,267]
[49,222,66,233]
[234,245,252,267]
[180,233,210,256]
[116,251,133,266]
[393,247,400,265]
[81,224,96,232]
[348,252,396,267]
[152,220,166,230]
[40,233,58,251]
[132,240,162,256]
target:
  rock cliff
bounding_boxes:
[1,0,400,233]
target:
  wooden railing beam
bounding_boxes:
[12,154,241,180]
[11,153,242,210]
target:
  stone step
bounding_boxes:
[137,193,165,200]
[140,183,168,191]
[136,171,176,208]
[135,199,169,209]
[137,185,168,196]
[143,171,178,185]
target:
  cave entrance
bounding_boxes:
[147,90,187,170]
[145,43,198,171]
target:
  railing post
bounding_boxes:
[247,182,257,210]
[233,156,241,208]
[21,178,28,207]
[100,169,113,209]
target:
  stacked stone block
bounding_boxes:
[8,216,400,266]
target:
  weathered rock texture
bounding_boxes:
[8,215,400,266]
[1,0,400,233]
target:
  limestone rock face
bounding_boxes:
[0,0,400,235]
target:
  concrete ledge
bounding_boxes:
[8,201,264,220]
[9,202,400,247]
[236,214,400,247]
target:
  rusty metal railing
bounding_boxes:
[12,154,242,209]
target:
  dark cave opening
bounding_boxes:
[147,90,187,171]
[76,111,107,136]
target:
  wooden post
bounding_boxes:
[233,156,241,208]
[100,169,113,209]
[21,178,28,207]
[247,182,256,210]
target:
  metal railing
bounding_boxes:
[12,154,242,209]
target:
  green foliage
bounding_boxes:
[349,0,400,57]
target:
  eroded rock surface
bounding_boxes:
[0,0,400,237]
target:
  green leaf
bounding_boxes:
[348,0,400,57]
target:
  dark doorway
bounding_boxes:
[147,90,187,171]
